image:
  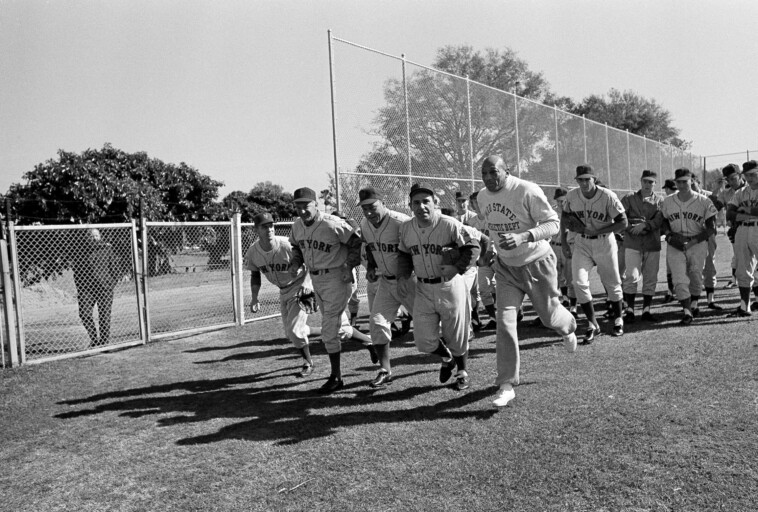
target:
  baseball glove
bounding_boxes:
[296,287,319,315]
[627,217,646,226]
[666,232,688,252]
[563,211,586,234]
[727,225,737,244]
[440,246,460,265]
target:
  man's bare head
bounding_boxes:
[481,155,509,192]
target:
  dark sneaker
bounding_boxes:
[298,364,314,378]
[730,308,751,318]
[453,373,470,391]
[640,311,658,323]
[679,314,693,325]
[317,375,344,394]
[707,303,723,311]
[439,358,456,383]
[369,371,392,388]
[584,325,599,344]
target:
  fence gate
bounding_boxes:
[142,221,237,339]
[8,222,145,364]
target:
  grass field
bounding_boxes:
[1,234,757,511]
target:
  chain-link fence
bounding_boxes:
[9,223,143,363]
[329,35,703,219]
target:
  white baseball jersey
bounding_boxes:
[457,210,477,225]
[719,183,746,212]
[244,236,307,290]
[661,193,717,237]
[467,214,489,236]
[477,176,558,266]
[564,186,625,233]
[289,211,354,271]
[398,213,471,279]
[728,185,758,212]
[361,209,411,277]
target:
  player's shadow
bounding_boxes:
[54,370,498,446]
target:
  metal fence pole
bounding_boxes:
[0,237,18,367]
[140,217,152,342]
[513,91,521,177]
[643,136,648,169]
[130,220,147,345]
[7,222,25,364]
[231,212,244,326]
[605,123,612,189]
[466,75,475,190]
[582,115,587,162]
[327,29,341,211]
[554,105,560,186]
[402,54,412,188]
[626,130,632,192]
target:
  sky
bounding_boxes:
[2,0,757,200]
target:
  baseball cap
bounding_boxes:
[440,207,454,216]
[575,164,595,179]
[663,179,676,190]
[641,170,657,181]
[409,182,436,199]
[742,160,758,174]
[455,191,466,200]
[252,212,274,226]
[358,187,382,206]
[293,187,317,203]
[674,168,693,180]
[553,187,568,199]
[722,163,740,178]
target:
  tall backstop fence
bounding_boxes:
[0,216,308,367]
[327,33,704,221]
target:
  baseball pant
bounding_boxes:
[622,249,661,296]
[464,266,480,303]
[565,241,576,299]
[369,276,416,346]
[78,285,114,345]
[312,272,353,354]
[478,264,496,307]
[702,236,718,290]
[366,278,379,311]
[280,285,310,348]
[413,275,470,357]
[666,240,708,300]
[494,252,576,387]
[550,241,566,289]
[617,238,626,282]
[347,270,360,316]
[572,234,623,304]
[734,224,758,288]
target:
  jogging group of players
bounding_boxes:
[243,155,758,407]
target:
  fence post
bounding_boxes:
[626,130,632,192]
[554,105,560,186]
[605,123,612,189]
[231,212,244,326]
[582,114,587,163]
[130,220,147,345]
[513,91,520,177]
[140,213,152,342]
[643,136,648,169]
[327,29,341,212]
[0,237,19,367]
[7,222,25,364]
[402,54,412,188]
[466,75,475,191]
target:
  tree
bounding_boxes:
[220,181,297,222]
[569,89,690,149]
[3,143,225,224]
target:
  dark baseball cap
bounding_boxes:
[575,164,595,179]
[409,182,436,199]
[553,187,568,199]
[358,187,382,206]
[455,191,466,199]
[674,168,693,180]
[253,212,274,226]
[293,187,317,203]
[663,179,676,190]
[743,160,758,174]
[641,170,657,181]
[722,163,740,177]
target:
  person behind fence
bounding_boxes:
[289,187,376,394]
[245,212,316,378]
[72,228,121,347]
[358,186,415,388]
[660,168,718,325]
[620,170,664,323]
[478,156,577,408]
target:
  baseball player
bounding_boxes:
[455,191,478,224]
[289,187,376,394]
[358,186,416,388]
[621,170,664,323]
[478,156,577,408]
[660,168,718,325]
[245,212,315,377]
[453,193,482,329]
[561,165,628,342]
[695,181,725,310]
[332,211,362,326]
[467,191,497,329]
[662,179,678,302]
[718,164,758,296]
[726,160,758,317]
[396,183,481,391]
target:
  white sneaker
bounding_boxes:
[493,384,515,407]
[563,332,577,353]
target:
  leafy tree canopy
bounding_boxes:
[3,143,225,224]
[221,181,297,222]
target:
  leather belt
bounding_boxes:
[550,241,562,246]
[418,277,443,284]
[580,233,609,240]
[382,274,397,280]
[311,268,332,276]
[740,221,758,227]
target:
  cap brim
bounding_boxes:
[575,174,594,179]
[743,169,758,175]
[410,188,435,198]
[358,198,380,206]
[293,198,316,203]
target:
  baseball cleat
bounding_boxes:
[563,332,577,353]
[663,293,674,303]
[439,358,456,383]
[730,308,751,318]
[724,280,735,289]
[583,325,600,344]
[366,344,379,365]
[679,314,693,325]
[369,370,392,388]
[640,312,658,323]
[453,372,470,391]
[298,364,314,378]
[317,375,344,394]
[492,384,515,407]
[623,309,635,324]
[611,322,624,337]
[707,302,723,311]
[691,308,700,318]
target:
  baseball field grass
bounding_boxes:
[1,234,757,511]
